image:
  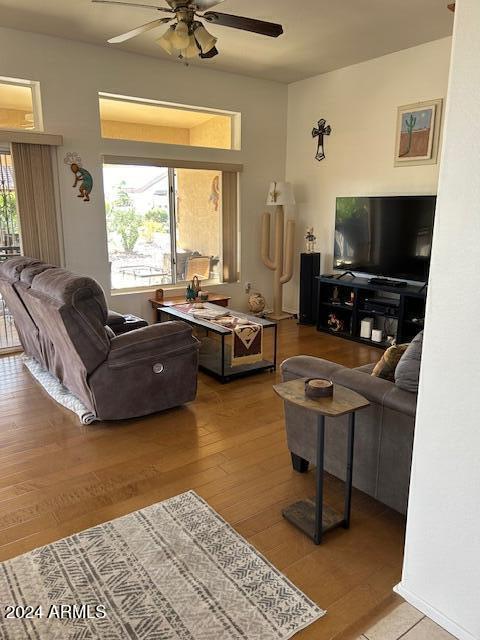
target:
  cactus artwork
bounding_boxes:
[395,101,441,166]
[261,207,295,320]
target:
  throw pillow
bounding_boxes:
[371,343,409,381]
[395,331,424,393]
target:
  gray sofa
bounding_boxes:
[280,336,423,515]
[0,257,200,420]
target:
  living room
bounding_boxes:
[0,1,478,639]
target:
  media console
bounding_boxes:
[316,275,427,348]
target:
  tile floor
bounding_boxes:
[358,602,456,640]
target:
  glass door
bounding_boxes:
[0,150,22,352]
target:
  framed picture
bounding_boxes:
[394,98,443,167]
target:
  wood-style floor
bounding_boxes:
[0,322,406,639]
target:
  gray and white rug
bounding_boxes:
[0,491,325,639]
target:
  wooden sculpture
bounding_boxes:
[262,182,295,320]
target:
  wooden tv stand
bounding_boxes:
[315,275,427,348]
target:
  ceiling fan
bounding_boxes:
[92,0,284,61]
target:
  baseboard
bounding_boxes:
[394,583,476,640]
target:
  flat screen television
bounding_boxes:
[334,195,436,283]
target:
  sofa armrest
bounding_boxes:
[107,321,198,367]
[332,367,417,417]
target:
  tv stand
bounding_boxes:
[336,271,356,280]
[368,277,407,288]
[315,275,427,348]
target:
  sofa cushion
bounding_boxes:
[395,331,423,393]
[372,343,409,381]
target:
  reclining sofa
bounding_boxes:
[0,257,199,420]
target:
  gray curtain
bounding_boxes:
[11,142,61,264]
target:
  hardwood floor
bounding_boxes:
[0,321,406,639]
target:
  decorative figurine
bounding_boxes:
[331,286,341,305]
[191,275,201,298]
[64,153,93,203]
[312,118,332,162]
[248,292,266,315]
[327,313,345,333]
[345,291,355,307]
[305,227,317,253]
[186,285,196,302]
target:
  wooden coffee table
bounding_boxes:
[274,378,370,544]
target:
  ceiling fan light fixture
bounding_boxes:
[156,26,176,54]
[182,34,201,58]
[193,23,217,54]
[171,20,190,49]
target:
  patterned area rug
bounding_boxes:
[0,491,325,639]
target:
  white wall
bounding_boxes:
[0,27,287,320]
[284,37,452,313]
[395,3,480,639]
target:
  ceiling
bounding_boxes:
[0,0,454,83]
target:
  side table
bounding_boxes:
[273,378,370,544]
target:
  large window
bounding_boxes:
[0,77,41,131]
[99,94,240,150]
[103,160,238,291]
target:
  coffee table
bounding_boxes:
[158,303,277,383]
[274,378,370,544]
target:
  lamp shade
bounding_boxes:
[194,24,217,54]
[156,26,176,54]
[171,21,190,49]
[266,181,296,206]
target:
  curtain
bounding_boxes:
[222,171,239,283]
[10,142,61,264]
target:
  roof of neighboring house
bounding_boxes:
[0,165,14,191]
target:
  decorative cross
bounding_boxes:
[312,119,332,162]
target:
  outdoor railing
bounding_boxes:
[0,292,20,351]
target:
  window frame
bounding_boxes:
[99,92,241,151]
[103,155,242,294]
[0,76,43,133]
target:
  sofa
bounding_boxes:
[0,257,200,420]
[280,333,423,515]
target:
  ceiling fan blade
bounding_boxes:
[107,17,172,43]
[202,11,283,37]
[92,0,172,14]
[194,0,224,9]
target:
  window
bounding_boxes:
[0,77,41,131]
[103,160,239,291]
[99,94,240,150]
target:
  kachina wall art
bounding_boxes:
[64,152,93,202]
[394,98,443,167]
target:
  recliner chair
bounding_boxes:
[0,258,199,420]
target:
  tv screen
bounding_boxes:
[334,196,436,282]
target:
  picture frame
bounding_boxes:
[394,98,443,167]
